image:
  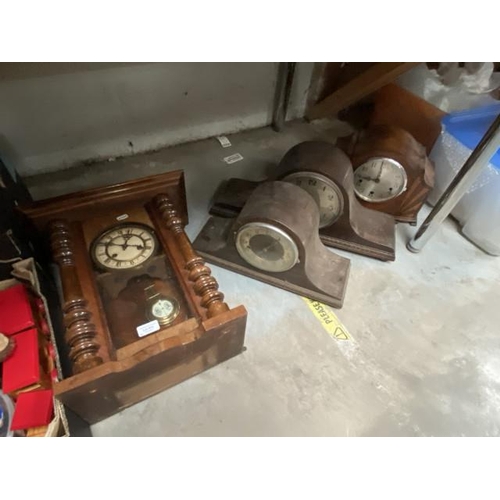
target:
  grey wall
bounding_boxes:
[0,63,314,176]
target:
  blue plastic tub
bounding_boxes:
[442,103,500,169]
[429,103,500,255]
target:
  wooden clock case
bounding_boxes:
[20,171,247,424]
[276,142,395,261]
[210,142,396,261]
[194,181,350,308]
[337,124,435,225]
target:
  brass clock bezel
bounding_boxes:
[147,296,181,326]
[90,222,159,272]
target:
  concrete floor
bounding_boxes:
[27,120,500,436]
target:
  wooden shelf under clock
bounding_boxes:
[20,170,247,424]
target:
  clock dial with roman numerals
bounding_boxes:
[91,223,158,271]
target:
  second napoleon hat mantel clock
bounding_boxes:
[20,171,247,424]
[194,181,351,308]
[337,125,435,225]
[209,141,396,261]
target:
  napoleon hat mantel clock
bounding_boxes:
[194,181,350,308]
[209,141,396,261]
[20,170,247,424]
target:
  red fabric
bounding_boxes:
[10,389,54,430]
[0,284,35,336]
[1,328,40,393]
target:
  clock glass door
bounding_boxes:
[88,219,193,350]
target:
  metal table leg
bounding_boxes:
[407,113,500,253]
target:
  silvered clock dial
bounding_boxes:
[353,157,408,203]
[282,172,344,228]
[235,222,299,273]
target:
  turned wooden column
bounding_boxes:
[154,194,229,318]
[48,220,103,373]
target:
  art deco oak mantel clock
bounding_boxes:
[20,171,247,424]
[337,125,435,225]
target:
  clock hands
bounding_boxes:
[261,240,280,253]
[357,162,385,185]
[106,235,146,251]
[118,243,145,250]
[119,234,134,251]
[358,165,384,184]
[358,174,378,182]
[106,239,146,263]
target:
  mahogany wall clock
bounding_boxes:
[20,171,247,424]
[210,142,396,261]
[194,181,350,308]
[337,124,435,224]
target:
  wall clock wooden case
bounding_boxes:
[20,171,247,424]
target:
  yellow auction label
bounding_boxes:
[302,297,352,341]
